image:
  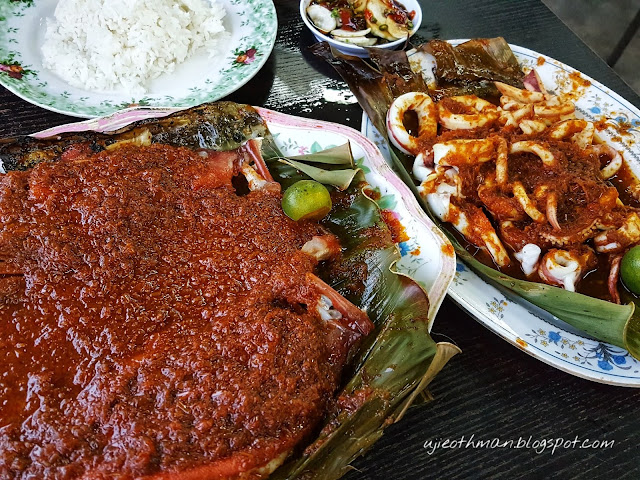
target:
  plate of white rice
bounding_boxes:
[0,0,277,118]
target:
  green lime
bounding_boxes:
[621,245,640,294]
[281,180,332,221]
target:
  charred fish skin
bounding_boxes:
[0,102,268,172]
[0,133,101,171]
[141,102,268,151]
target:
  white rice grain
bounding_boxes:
[41,0,229,95]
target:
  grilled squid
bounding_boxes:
[386,92,437,155]
[589,144,623,179]
[594,212,640,253]
[537,248,595,291]
[548,119,595,148]
[514,243,542,276]
[437,95,499,130]
[396,71,635,303]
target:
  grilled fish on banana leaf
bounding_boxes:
[0,101,458,479]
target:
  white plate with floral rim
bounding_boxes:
[33,105,457,327]
[362,41,640,386]
[0,0,276,118]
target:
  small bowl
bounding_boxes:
[300,0,422,58]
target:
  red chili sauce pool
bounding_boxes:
[0,144,349,479]
[416,124,640,302]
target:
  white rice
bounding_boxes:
[41,0,229,95]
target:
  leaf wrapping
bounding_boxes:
[265,137,459,478]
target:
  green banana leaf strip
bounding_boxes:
[274,322,437,480]
[286,143,355,166]
[278,158,362,191]
[263,137,364,191]
[264,140,459,479]
[458,246,636,348]
[313,43,640,360]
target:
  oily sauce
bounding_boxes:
[0,144,347,478]
[423,124,637,302]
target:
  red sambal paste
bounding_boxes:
[0,144,350,479]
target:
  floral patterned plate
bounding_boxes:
[0,0,277,118]
[34,106,457,328]
[363,42,640,386]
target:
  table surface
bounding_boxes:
[2,1,640,478]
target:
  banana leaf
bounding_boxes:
[277,158,361,190]
[422,38,524,101]
[369,49,428,96]
[262,136,460,479]
[424,37,524,86]
[286,143,355,166]
[312,42,640,361]
[3,103,459,478]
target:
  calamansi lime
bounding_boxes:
[621,245,640,294]
[282,180,332,221]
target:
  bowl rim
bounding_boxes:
[299,0,422,52]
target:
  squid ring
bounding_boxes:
[548,119,594,148]
[386,92,438,155]
[590,144,623,179]
[510,141,557,167]
[538,249,582,292]
[438,95,499,130]
[512,181,546,223]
